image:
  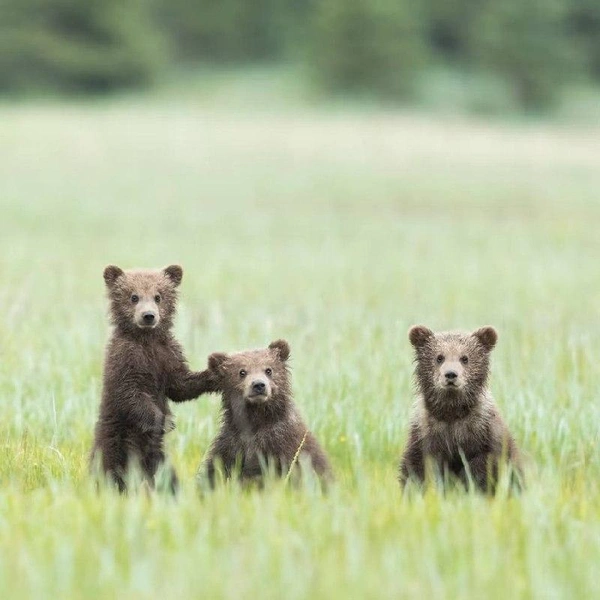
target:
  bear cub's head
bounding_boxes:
[409,325,497,405]
[208,340,291,406]
[103,264,183,333]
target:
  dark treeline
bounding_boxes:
[0,0,599,110]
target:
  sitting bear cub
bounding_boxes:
[91,264,217,492]
[399,325,522,493]
[201,340,332,487]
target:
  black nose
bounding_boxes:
[252,381,266,394]
[143,312,155,324]
[445,371,457,380]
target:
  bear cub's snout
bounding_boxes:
[250,379,267,397]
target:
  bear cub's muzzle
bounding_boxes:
[245,377,270,403]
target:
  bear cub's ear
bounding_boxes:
[472,326,498,352]
[164,265,183,287]
[408,325,434,348]
[104,265,124,287]
[208,352,228,372]
[269,339,290,362]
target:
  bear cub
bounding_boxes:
[91,264,217,492]
[399,325,522,493]
[201,340,332,487]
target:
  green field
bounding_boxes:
[1,84,599,599]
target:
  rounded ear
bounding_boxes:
[269,339,290,362]
[409,325,434,348]
[472,326,498,351]
[164,265,183,287]
[208,352,228,372]
[103,265,124,287]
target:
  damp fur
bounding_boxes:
[399,325,523,493]
[91,265,218,493]
[200,340,332,488]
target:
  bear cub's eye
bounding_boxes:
[265,368,272,376]
[239,369,247,378]
[436,354,444,364]
[460,356,468,365]
[154,295,161,303]
[131,294,139,304]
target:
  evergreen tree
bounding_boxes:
[310,0,426,99]
[0,0,166,93]
[472,0,576,110]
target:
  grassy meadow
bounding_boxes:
[0,77,599,598]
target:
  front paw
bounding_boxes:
[149,411,166,435]
[164,414,176,433]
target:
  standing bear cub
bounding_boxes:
[200,340,332,488]
[399,325,522,493]
[91,265,217,492]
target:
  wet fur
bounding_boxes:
[399,326,522,493]
[201,340,332,487]
[91,265,218,492]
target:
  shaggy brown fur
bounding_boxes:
[399,325,522,493]
[91,265,218,492]
[200,340,332,488]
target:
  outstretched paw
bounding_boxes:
[164,414,176,433]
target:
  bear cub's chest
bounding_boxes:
[425,416,486,459]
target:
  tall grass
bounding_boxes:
[0,87,599,598]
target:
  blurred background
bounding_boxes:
[2,4,600,598]
[0,0,599,113]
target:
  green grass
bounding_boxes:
[1,82,599,599]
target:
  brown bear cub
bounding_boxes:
[200,340,332,488]
[91,265,217,493]
[399,325,522,493]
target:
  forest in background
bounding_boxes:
[1,0,599,111]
